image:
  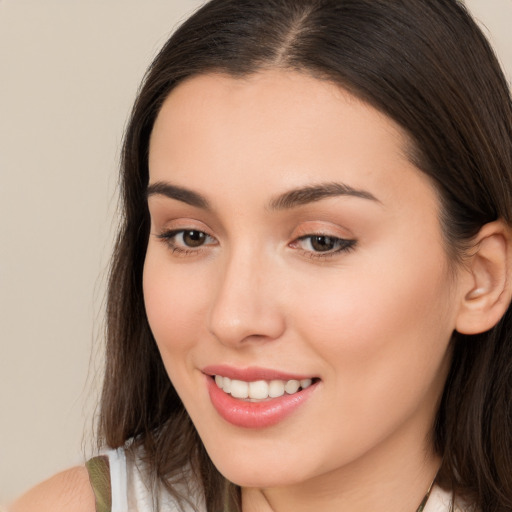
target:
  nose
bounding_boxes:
[207,246,286,347]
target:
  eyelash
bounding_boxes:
[292,234,357,259]
[156,229,217,256]
[156,229,357,259]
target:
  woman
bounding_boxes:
[10,0,512,511]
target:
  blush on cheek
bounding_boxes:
[297,257,452,366]
[144,277,211,362]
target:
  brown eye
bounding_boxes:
[309,235,336,252]
[293,234,357,257]
[182,230,207,247]
[156,229,216,254]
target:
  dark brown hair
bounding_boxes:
[99,1,512,510]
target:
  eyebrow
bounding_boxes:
[268,182,380,210]
[147,182,210,209]
[146,180,379,211]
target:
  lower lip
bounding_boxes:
[206,376,318,429]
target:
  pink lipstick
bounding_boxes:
[203,365,319,429]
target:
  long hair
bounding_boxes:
[99,1,512,510]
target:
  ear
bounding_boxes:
[455,220,512,335]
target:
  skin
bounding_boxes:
[142,70,471,512]
[8,467,94,511]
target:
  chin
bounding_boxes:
[206,448,316,489]
[219,465,300,488]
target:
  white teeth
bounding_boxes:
[300,378,312,389]
[230,379,249,399]
[214,376,314,400]
[269,380,285,398]
[249,380,269,400]
[284,379,300,394]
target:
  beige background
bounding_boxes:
[0,0,511,504]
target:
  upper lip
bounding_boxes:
[202,365,317,382]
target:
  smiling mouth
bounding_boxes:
[213,375,318,401]
[206,371,320,428]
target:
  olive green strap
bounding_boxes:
[85,455,112,512]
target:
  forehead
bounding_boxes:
[148,70,434,212]
[151,70,408,148]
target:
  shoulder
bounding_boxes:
[8,466,95,512]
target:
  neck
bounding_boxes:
[241,434,441,512]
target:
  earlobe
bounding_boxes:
[455,220,512,335]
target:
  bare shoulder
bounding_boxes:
[8,466,95,512]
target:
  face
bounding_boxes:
[144,70,464,491]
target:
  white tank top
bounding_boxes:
[103,447,205,512]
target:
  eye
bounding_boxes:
[156,229,217,254]
[292,234,356,258]
[179,230,208,247]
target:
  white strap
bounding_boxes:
[104,447,128,512]
[424,485,454,512]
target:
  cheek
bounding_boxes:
[142,250,209,361]
[290,244,455,399]
[279,253,455,466]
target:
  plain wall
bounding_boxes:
[0,0,511,504]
